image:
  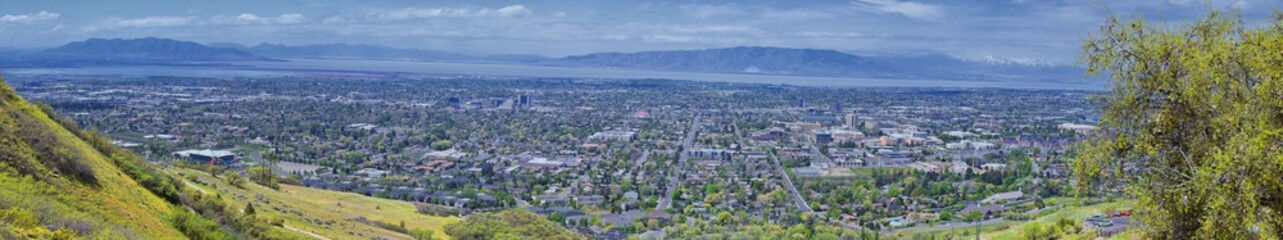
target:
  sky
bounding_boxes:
[0,0,1275,63]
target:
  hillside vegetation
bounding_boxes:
[0,76,183,238]
[1077,10,1283,238]
[173,167,458,240]
[443,209,585,240]
[0,76,312,239]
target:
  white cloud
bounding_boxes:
[669,25,757,34]
[851,0,942,21]
[800,31,864,39]
[369,5,534,20]
[86,16,196,31]
[494,5,534,17]
[680,4,745,19]
[212,13,310,25]
[0,11,60,24]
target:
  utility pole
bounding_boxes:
[975,203,981,240]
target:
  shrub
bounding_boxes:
[224,172,246,188]
[246,166,280,190]
[372,220,409,234]
[172,208,227,240]
[410,228,437,240]
[415,203,459,217]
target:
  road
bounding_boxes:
[284,225,333,240]
[632,149,651,171]
[730,119,813,213]
[886,218,1007,234]
[768,151,814,213]
[184,181,210,194]
[657,114,700,210]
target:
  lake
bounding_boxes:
[2,59,1106,90]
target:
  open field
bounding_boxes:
[982,198,1131,240]
[170,168,459,240]
[888,197,1134,240]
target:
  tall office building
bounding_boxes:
[517,94,531,105]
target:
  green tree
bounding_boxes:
[225,171,247,188]
[431,140,454,151]
[410,228,436,240]
[718,211,734,224]
[245,203,256,215]
[246,166,280,190]
[1076,9,1283,238]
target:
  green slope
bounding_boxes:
[0,76,189,238]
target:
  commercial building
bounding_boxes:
[172,149,237,165]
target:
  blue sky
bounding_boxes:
[0,0,1273,63]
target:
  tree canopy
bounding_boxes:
[1076,9,1283,238]
[443,209,585,240]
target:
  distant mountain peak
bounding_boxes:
[549,46,1083,82]
[40,37,273,61]
[965,55,1059,67]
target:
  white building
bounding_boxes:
[587,130,637,142]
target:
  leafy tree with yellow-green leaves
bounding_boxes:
[1076,9,1283,239]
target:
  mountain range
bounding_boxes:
[1,37,1085,82]
[37,37,273,62]
[543,47,1083,82]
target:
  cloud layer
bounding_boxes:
[0,11,59,24]
[0,1,1271,63]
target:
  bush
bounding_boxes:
[372,220,409,234]
[410,228,437,240]
[444,209,586,240]
[224,172,246,188]
[415,203,459,217]
[246,166,280,190]
[171,209,227,240]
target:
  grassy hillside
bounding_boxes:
[889,198,1134,240]
[0,76,312,239]
[173,168,459,239]
[0,77,183,238]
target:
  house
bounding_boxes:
[980,163,1008,171]
[801,115,838,124]
[415,160,455,173]
[587,130,637,142]
[355,168,390,178]
[524,157,563,170]
[601,210,645,227]
[793,167,824,178]
[1058,123,1097,134]
[962,203,1006,219]
[749,127,786,141]
[981,191,1023,204]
